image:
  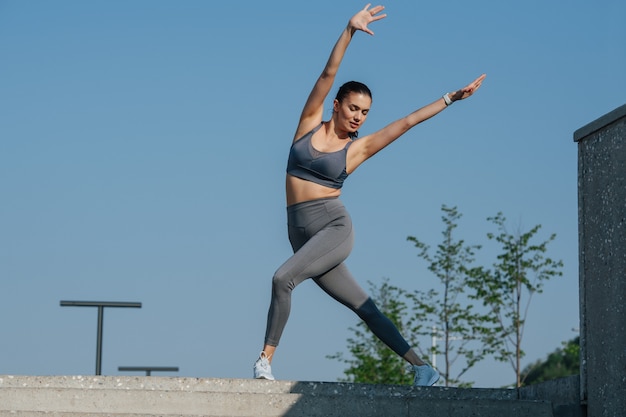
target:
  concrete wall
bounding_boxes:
[574,103,626,417]
[519,376,582,417]
[0,375,555,417]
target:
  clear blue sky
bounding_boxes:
[1,0,624,388]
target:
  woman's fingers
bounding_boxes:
[368,5,386,15]
[353,4,386,35]
[465,74,486,96]
[368,4,386,21]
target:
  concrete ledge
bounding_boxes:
[0,374,517,398]
[0,375,555,417]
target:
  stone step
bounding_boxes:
[0,375,554,417]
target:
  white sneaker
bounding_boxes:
[411,364,439,386]
[253,352,275,380]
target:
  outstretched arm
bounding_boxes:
[293,4,386,141]
[347,74,487,172]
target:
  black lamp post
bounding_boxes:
[60,300,142,375]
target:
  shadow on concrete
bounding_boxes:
[278,379,578,417]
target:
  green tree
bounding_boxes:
[327,278,414,385]
[467,213,564,387]
[522,337,580,385]
[406,205,495,387]
[329,208,564,388]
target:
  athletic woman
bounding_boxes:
[254,4,485,386]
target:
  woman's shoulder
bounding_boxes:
[293,121,324,143]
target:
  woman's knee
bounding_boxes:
[272,270,294,296]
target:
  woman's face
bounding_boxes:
[334,92,371,135]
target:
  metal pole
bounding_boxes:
[118,366,179,376]
[96,306,104,375]
[431,325,437,368]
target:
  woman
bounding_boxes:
[254,4,485,386]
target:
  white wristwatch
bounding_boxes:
[443,93,452,106]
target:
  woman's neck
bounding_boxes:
[325,118,351,140]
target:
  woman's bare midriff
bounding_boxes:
[286,174,342,206]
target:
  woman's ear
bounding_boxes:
[333,99,339,113]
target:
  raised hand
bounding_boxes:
[451,74,487,101]
[349,4,386,36]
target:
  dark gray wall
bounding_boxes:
[574,104,626,417]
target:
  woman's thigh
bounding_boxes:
[314,263,369,311]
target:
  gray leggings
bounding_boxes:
[264,197,411,357]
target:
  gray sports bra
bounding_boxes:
[286,124,352,189]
